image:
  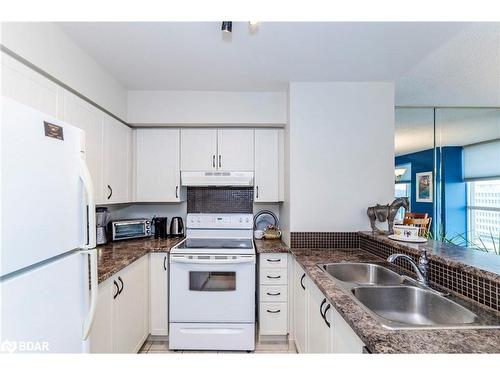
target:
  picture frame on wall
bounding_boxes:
[416,171,433,203]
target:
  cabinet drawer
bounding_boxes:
[259,253,288,269]
[259,302,288,335]
[260,285,287,302]
[260,268,287,285]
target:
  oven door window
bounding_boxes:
[189,271,236,291]
[114,223,145,239]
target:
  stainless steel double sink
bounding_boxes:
[318,262,497,330]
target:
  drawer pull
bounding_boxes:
[267,292,281,296]
[267,275,281,279]
[300,273,306,290]
[266,309,281,314]
[267,258,281,262]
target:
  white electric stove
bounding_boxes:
[169,213,256,351]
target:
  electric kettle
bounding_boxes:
[169,217,184,237]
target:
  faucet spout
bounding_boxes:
[387,252,429,286]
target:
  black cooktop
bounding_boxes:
[176,238,253,250]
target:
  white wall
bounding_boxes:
[287,82,395,232]
[127,90,287,125]
[1,22,127,118]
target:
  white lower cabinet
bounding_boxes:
[306,278,332,353]
[89,255,149,353]
[330,308,365,353]
[291,257,365,354]
[149,253,169,335]
[258,254,288,337]
[292,258,308,353]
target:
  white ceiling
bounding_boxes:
[396,23,500,107]
[57,22,470,92]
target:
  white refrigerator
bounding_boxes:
[0,97,98,353]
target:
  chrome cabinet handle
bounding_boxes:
[113,280,119,299]
[118,276,124,294]
[300,273,306,290]
[212,155,215,168]
[175,186,179,198]
[323,304,331,328]
[320,298,327,318]
[267,292,281,296]
[256,186,259,199]
[163,256,167,271]
[107,185,113,199]
[218,155,222,168]
[267,309,281,314]
[267,275,281,279]
[267,258,281,263]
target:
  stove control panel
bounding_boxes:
[187,213,253,229]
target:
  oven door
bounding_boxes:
[169,254,256,323]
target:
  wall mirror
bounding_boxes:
[394,107,500,254]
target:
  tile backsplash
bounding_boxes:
[187,187,254,214]
[290,232,359,248]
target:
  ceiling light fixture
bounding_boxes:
[221,21,232,33]
[249,21,259,26]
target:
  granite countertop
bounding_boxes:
[96,237,183,283]
[291,248,500,354]
[360,232,500,282]
[97,237,287,283]
[254,239,289,253]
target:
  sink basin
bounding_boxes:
[352,286,478,328]
[320,263,404,286]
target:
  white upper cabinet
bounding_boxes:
[181,128,257,172]
[254,129,279,202]
[180,128,218,171]
[135,128,184,202]
[217,129,254,171]
[1,52,61,119]
[61,90,105,204]
[104,116,132,204]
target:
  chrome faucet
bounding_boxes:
[387,251,429,286]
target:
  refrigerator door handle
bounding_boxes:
[79,157,98,340]
[81,248,98,340]
[79,158,96,249]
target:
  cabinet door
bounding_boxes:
[61,90,104,204]
[113,256,149,353]
[135,129,183,202]
[180,129,217,171]
[89,278,114,353]
[150,253,169,336]
[292,259,308,353]
[330,307,365,353]
[1,52,61,118]
[306,280,331,353]
[217,129,254,171]
[254,129,279,202]
[104,116,132,203]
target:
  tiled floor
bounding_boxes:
[138,336,297,354]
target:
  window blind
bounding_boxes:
[464,139,500,181]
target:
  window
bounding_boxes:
[394,182,410,221]
[467,179,500,252]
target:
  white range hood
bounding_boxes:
[181,171,254,187]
